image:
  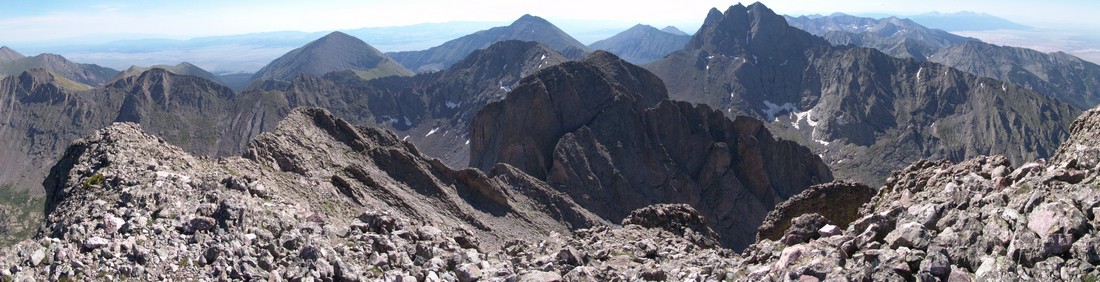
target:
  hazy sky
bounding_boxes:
[0,0,1096,43]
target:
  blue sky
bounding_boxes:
[0,0,1096,43]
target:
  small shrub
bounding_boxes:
[83,173,105,188]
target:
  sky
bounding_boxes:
[0,0,1097,43]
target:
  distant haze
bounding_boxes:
[1,0,1097,72]
[0,0,1095,43]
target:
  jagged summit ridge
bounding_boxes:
[687,2,827,57]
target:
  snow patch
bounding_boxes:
[779,59,789,66]
[155,171,191,184]
[762,100,797,121]
[402,135,409,141]
[1002,83,1007,92]
[916,67,923,82]
[425,127,439,137]
[404,117,412,127]
[791,109,819,130]
[465,139,470,145]
[814,139,831,146]
[446,101,461,109]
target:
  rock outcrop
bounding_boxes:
[1,107,605,280]
[756,181,875,242]
[471,51,832,250]
[736,105,1100,280]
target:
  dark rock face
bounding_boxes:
[469,51,668,178]
[622,204,720,248]
[111,68,236,156]
[646,2,1079,185]
[250,31,413,85]
[387,15,589,73]
[470,51,832,250]
[588,24,691,64]
[756,181,875,242]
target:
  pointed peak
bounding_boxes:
[513,14,552,26]
[704,7,724,24]
[315,31,362,44]
[661,26,688,36]
[0,46,24,60]
[688,1,825,55]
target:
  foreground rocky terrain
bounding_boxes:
[6,103,1100,280]
[737,105,1100,280]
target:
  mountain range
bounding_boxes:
[645,3,1079,185]
[387,15,590,73]
[0,49,119,87]
[3,2,1100,280]
[787,13,1100,111]
[785,13,977,60]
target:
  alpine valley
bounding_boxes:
[1,1,1100,281]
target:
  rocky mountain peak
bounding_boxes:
[661,26,688,36]
[0,46,24,61]
[688,2,826,56]
[16,68,57,88]
[468,50,668,178]
[250,31,412,84]
[514,14,552,26]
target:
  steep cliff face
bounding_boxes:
[470,51,832,250]
[647,3,1079,185]
[110,68,237,156]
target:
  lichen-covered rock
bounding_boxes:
[757,181,874,242]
